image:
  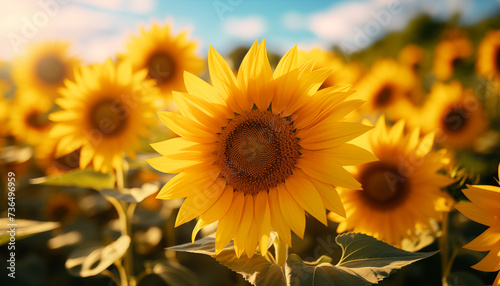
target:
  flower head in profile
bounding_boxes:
[419,81,488,149]
[354,59,418,115]
[432,35,472,81]
[50,60,158,173]
[121,22,204,103]
[10,89,54,146]
[149,40,376,258]
[329,116,455,246]
[456,164,500,286]
[476,29,500,92]
[12,41,80,96]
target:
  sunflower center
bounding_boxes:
[36,56,66,84]
[374,85,394,108]
[217,109,300,195]
[147,52,176,85]
[26,111,50,130]
[442,105,468,133]
[495,47,500,71]
[359,162,408,208]
[89,99,128,136]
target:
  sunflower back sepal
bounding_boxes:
[30,168,116,190]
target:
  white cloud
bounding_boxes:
[129,0,156,14]
[223,16,266,40]
[305,0,480,53]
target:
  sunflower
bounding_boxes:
[354,59,418,115]
[121,23,204,103]
[12,41,80,96]
[398,44,424,74]
[298,48,362,88]
[476,29,500,90]
[329,116,455,246]
[35,138,81,175]
[432,36,472,81]
[456,165,500,286]
[10,89,54,146]
[148,40,376,258]
[49,60,158,174]
[419,81,488,149]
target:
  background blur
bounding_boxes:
[1,0,500,286]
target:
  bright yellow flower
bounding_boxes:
[432,35,472,81]
[12,41,80,97]
[419,81,488,149]
[49,60,158,174]
[121,23,204,103]
[354,59,418,117]
[298,48,363,88]
[398,44,424,73]
[476,29,500,91]
[10,89,54,146]
[148,40,376,258]
[330,116,455,246]
[456,164,500,286]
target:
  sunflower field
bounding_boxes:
[1,1,500,286]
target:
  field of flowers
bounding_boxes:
[1,4,500,286]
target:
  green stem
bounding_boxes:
[274,236,288,267]
[114,260,129,286]
[439,211,450,286]
[102,269,121,286]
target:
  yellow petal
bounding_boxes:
[309,177,346,218]
[157,111,217,143]
[456,202,497,226]
[301,144,377,166]
[268,187,292,246]
[274,45,298,78]
[463,227,500,252]
[175,179,226,227]
[298,122,372,150]
[215,191,245,254]
[254,191,271,256]
[147,155,213,174]
[184,71,226,105]
[285,171,327,225]
[199,185,234,224]
[463,185,500,214]
[277,184,306,239]
[296,153,361,190]
[156,165,220,200]
[234,195,254,258]
[471,245,500,272]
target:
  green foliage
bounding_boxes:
[65,235,130,277]
[169,233,437,286]
[0,219,60,245]
[30,168,116,190]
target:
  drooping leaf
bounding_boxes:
[335,232,438,284]
[100,182,160,203]
[148,260,199,286]
[30,168,115,190]
[0,219,60,245]
[215,248,286,286]
[168,236,233,256]
[66,235,130,277]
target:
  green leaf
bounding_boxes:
[65,235,130,277]
[0,219,60,245]
[215,248,285,286]
[168,236,233,256]
[100,182,160,203]
[150,260,199,286]
[335,232,438,284]
[30,168,116,190]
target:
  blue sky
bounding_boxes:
[1,0,499,62]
